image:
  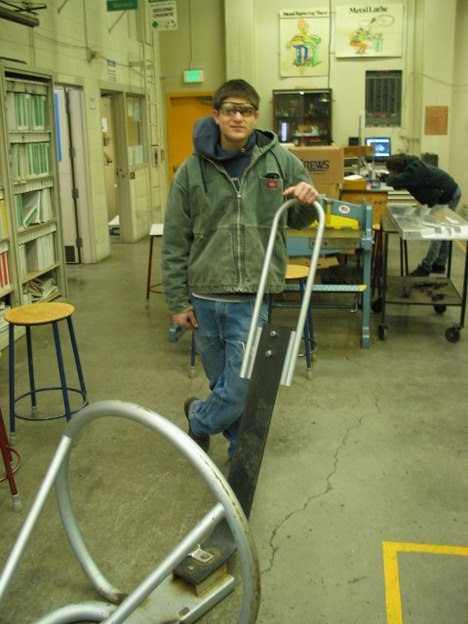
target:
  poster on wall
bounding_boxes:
[335,4,403,58]
[148,0,177,30]
[279,9,330,77]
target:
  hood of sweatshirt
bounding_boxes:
[192,116,275,162]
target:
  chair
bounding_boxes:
[4,301,88,438]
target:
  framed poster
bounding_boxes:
[335,4,403,58]
[279,9,330,77]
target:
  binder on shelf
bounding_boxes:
[0,196,8,238]
[18,244,27,279]
[0,251,10,288]
[26,232,55,271]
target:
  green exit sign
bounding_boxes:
[107,0,138,11]
[184,69,204,83]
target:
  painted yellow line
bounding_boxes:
[455,239,466,254]
[382,541,468,624]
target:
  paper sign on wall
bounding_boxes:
[149,0,177,30]
[335,4,403,58]
[279,9,330,77]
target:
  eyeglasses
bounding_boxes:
[218,102,257,118]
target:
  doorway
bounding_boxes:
[166,92,213,183]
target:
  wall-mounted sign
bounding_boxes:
[335,4,403,58]
[425,106,448,136]
[279,8,330,77]
[149,0,177,30]
[107,0,138,11]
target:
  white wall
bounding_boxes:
[160,0,466,203]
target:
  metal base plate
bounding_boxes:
[122,573,235,623]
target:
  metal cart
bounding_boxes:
[373,205,468,343]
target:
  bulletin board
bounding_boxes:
[424,106,448,135]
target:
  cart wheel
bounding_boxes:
[445,326,461,343]
[433,304,447,315]
[378,323,388,341]
[372,298,382,313]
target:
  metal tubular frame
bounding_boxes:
[0,400,260,623]
[240,198,326,385]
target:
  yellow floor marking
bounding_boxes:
[382,541,468,624]
[455,239,466,254]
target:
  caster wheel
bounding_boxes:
[378,323,388,340]
[434,304,447,314]
[372,298,382,313]
[445,326,460,343]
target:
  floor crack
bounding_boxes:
[261,414,365,574]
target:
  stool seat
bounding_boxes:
[4,302,75,326]
[285,264,309,280]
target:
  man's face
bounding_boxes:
[213,97,259,151]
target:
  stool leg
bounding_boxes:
[0,407,22,511]
[25,326,39,418]
[145,235,154,306]
[189,332,196,378]
[66,316,88,402]
[52,321,71,421]
[8,323,16,437]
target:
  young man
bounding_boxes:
[162,79,319,458]
[385,153,462,276]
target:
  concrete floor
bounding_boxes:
[1,234,468,623]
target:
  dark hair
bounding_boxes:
[212,79,260,110]
[386,153,407,173]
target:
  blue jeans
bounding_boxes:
[187,296,268,457]
[421,186,462,270]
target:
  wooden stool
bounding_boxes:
[0,404,21,511]
[4,302,88,438]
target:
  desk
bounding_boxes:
[288,198,373,348]
[340,188,387,227]
[375,208,468,342]
[145,223,164,307]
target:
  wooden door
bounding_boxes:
[166,92,213,183]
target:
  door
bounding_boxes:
[54,85,90,263]
[166,92,213,183]
[100,94,119,237]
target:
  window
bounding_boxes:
[126,96,145,165]
[365,70,402,127]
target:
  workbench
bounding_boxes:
[373,206,468,342]
[288,198,373,347]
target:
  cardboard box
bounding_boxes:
[289,145,344,185]
[315,182,340,199]
[342,175,366,191]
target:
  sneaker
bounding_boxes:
[184,396,210,453]
[409,264,430,277]
[431,263,446,274]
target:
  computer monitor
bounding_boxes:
[365,136,391,162]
